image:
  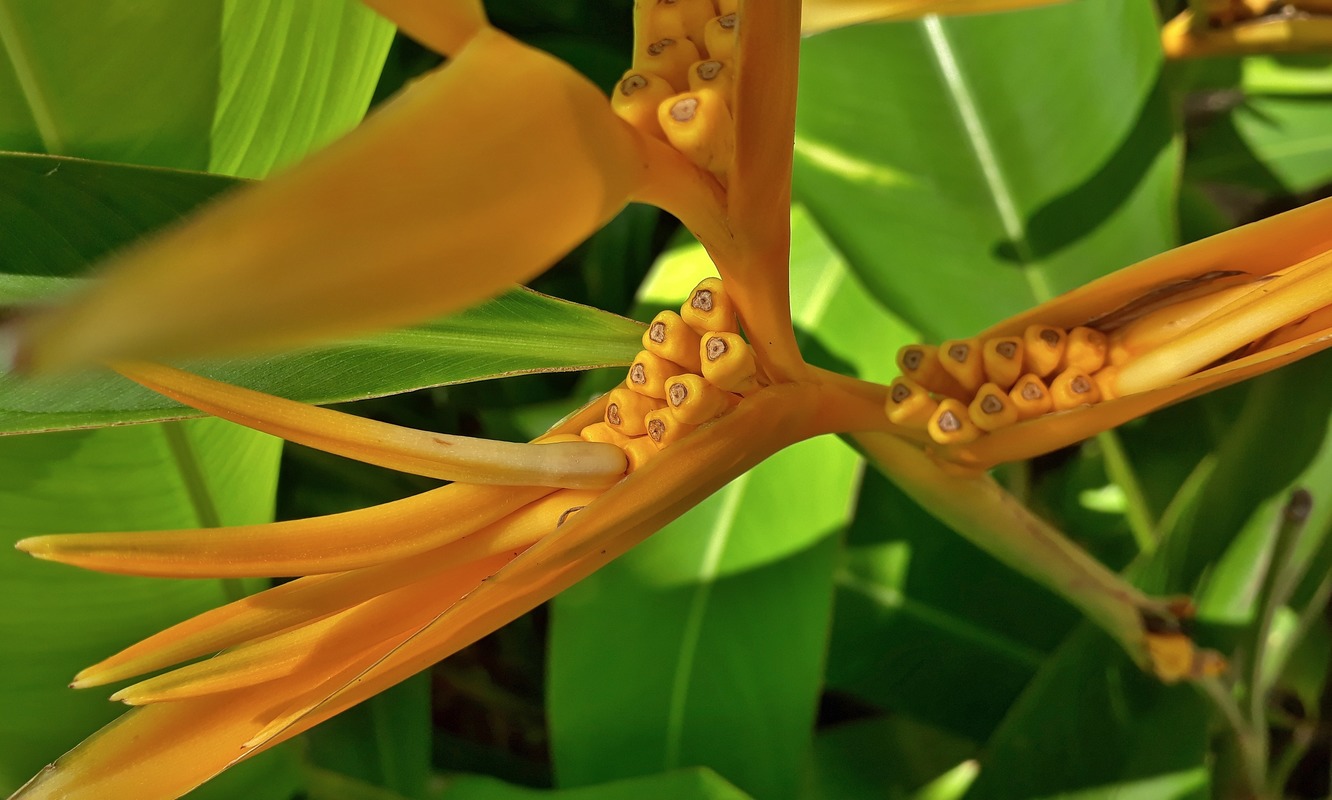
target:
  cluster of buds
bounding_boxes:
[613,0,738,183]
[578,277,761,468]
[888,255,1332,447]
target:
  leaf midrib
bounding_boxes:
[921,15,1051,306]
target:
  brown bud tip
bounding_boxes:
[648,38,676,57]
[648,418,666,442]
[705,336,728,361]
[719,13,736,29]
[668,382,688,406]
[947,343,969,362]
[606,404,622,425]
[901,347,923,370]
[995,341,1018,359]
[670,97,699,122]
[1021,382,1044,401]
[649,322,667,343]
[696,60,723,81]
[1039,328,1061,346]
[890,384,911,403]
[620,74,648,96]
[980,395,1004,414]
[937,410,961,433]
[1070,376,1093,394]
[692,288,715,312]
[630,364,647,384]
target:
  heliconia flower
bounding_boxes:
[1162,0,1332,58]
[883,194,1332,471]
[13,0,1332,797]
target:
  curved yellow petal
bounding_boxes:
[239,383,821,754]
[18,27,648,372]
[801,0,1066,34]
[16,483,551,577]
[116,363,627,488]
[111,553,515,705]
[1162,9,1332,58]
[73,488,602,688]
[6,481,622,800]
[360,0,488,56]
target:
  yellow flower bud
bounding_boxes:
[610,70,676,140]
[699,331,757,393]
[626,350,687,400]
[659,88,734,180]
[884,377,938,428]
[928,398,982,445]
[1008,374,1054,420]
[643,310,703,373]
[664,373,733,425]
[644,407,696,449]
[968,383,1020,432]
[980,336,1024,390]
[680,277,737,335]
[605,386,666,437]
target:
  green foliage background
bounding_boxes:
[3,1,1332,798]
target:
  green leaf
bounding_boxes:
[547,216,870,799]
[0,0,392,176]
[794,0,1178,339]
[0,286,644,434]
[210,1,395,179]
[825,469,1079,743]
[0,153,646,434]
[0,419,300,799]
[803,717,975,800]
[437,768,753,800]
[1187,95,1332,195]
[964,625,1212,800]
[1,4,394,797]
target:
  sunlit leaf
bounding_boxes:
[794,0,1177,338]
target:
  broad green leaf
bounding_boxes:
[548,435,854,800]
[0,419,296,799]
[547,214,870,799]
[0,287,645,434]
[0,0,391,176]
[803,717,975,800]
[0,4,393,797]
[210,1,394,179]
[963,625,1211,800]
[1187,95,1332,195]
[794,0,1178,339]
[1242,54,1332,95]
[0,153,645,434]
[437,768,753,800]
[826,468,1079,743]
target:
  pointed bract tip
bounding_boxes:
[14,537,52,558]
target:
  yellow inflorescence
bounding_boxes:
[583,278,760,470]
[614,1,740,183]
[889,264,1332,446]
[890,323,1116,446]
